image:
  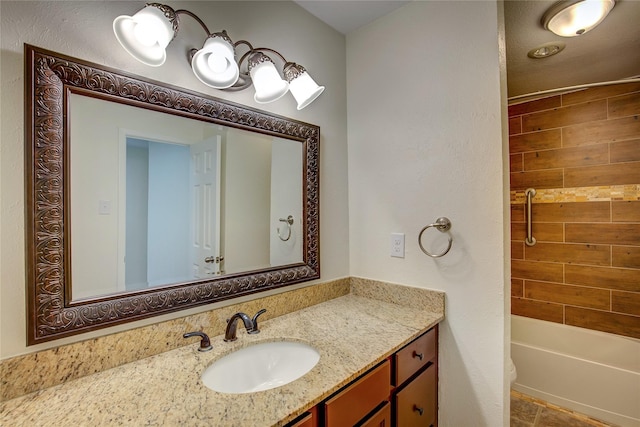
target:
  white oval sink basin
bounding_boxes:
[201,341,320,394]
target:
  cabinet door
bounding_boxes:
[394,364,436,427]
[324,361,391,427]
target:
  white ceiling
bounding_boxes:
[294,0,640,99]
[294,1,409,34]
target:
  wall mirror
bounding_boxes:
[25,45,320,344]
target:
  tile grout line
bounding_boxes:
[532,406,542,426]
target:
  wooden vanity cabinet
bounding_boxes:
[288,407,319,427]
[360,401,391,427]
[324,360,391,427]
[392,326,438,427]
[394,362,436,426]
[287,326,438,427]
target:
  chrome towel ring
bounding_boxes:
[277,215,294,241]
[418,217,453,258]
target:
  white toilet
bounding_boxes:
[510,358,517,386]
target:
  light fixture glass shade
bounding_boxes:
[248,53,289,104]
[191,32,240,89]
[113,4,177,66]
[543,0,615,37]
[284,64,325,110]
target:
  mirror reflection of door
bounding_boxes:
[122,134,223,290]
[190,131,223,278]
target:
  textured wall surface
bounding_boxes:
[347,2,509,425]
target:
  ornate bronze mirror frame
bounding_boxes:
[25,44,320,344]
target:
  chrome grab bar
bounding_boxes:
[525,188,536,247]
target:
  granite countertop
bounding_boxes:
[0,290,443,426]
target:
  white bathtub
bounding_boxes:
[511,315,640,427]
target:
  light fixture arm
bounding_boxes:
[238,46,288,65]
[174,8,212,36]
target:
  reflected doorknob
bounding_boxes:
[204,256,224,264]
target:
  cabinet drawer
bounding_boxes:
[395,363,436,427]
[324,360,391,427]
[287,407,318,427]
[394,328,436,386]
[360,401,391,427]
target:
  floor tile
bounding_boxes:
[510,390,617,427]
[511,416,535,427]
[511,396,540,423]
[536,407,598,427]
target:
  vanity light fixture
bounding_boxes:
[113,3,325,109]
[541,0,615,37]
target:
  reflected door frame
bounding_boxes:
[117,129,222,290]
[190,130,224,278]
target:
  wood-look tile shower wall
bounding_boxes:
[509,82,640,339]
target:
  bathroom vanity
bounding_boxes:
[290,327,438,427]
[0,283,444,426]
[3,46,448,426]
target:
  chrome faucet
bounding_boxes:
[224,309,267,342]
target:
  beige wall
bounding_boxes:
[0,0,349,358]
[346,2,509,425]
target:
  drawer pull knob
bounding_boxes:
[413,351,424,361]
[413,405,424,416]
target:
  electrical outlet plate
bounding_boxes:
[391,233,405,258]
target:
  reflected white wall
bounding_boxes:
[223,129,272,273]
[124,141,149,291]
[270,138,303,266]
[69,95,205,298]
[146,141,191,286]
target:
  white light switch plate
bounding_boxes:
[98,200,111,215]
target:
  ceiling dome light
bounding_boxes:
[191,31,240,89]
[283,63,325,110]
[248,52,289,104]
[542,0,615,37]
[113,4,178,66]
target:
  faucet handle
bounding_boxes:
[183,331,213,352]
[248,309,267,334]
